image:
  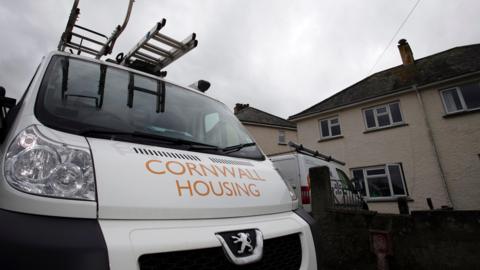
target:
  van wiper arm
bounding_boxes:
[222,142,256,153]
[132,131,220,150]
[79,128,219,150]
[80,129,176,145]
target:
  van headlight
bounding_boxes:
[4,126,95,201]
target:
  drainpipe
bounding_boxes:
[414,84,454,208]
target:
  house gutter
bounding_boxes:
[414,84,454,208]
[289,70,480,122]
[240,121,297,131]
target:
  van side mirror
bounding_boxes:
[0,86,17,129]
[188,80,211,93]
[0,87,16,108]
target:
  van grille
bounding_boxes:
[133,147,201,161]
[209,157,253,167]
[138,233,302,270]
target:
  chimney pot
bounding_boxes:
[234,103,249,114]
[397,39,414,65]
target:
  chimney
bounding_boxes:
[234,103,249,114]
[397,39,414,65]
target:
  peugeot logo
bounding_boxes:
[232,232,254,254]
[215,229,264,265]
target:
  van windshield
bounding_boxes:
[35,55,264,160]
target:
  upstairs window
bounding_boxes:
[278,130,286,145]
[363,102,403,129]
[441,82,480,114]
[319,117,341,138]
[351,164,407,199]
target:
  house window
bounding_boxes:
[363,102,403,129]
[441,82,480,114]
[278,130,286,145]
[319,117,341,138]
[351,164,407,199]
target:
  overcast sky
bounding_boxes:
[1,0,479,118]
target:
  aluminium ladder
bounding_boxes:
[57,0,134,59]
[120,19,198,73]
[56,0,198,113]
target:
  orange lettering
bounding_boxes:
[252,169,265,181]
[193,180,210,196]
[244,169,256,180]
[238,168,249,179]
[166,161,186,175]
[186,162,204,177]
[176,180,193,196]
[200,164,219,177]
[248,184,260,197]
[145,160,165,175]
[215,165,236,178]
[235,183,250,196]
[209,181,224,196]
[222,181,234,196]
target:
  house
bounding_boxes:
[234,104,298,155]
[289,40,480,213]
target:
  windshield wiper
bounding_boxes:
[79,128,219,150]
[134,136,256,153]
[222,142,257,153]
[132,131,220,151]
[80,129,176,145]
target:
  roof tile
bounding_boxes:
[236,106,297,129]
[289,44,480,120]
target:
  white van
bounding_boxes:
[0,50,318,270]
[271,142,353,212]
[0,6,318,268]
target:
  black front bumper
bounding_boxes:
[0,208,109,270]
[294,208,321,267]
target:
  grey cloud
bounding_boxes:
[1,0,479,118]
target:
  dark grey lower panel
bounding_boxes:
[0,208,109,270]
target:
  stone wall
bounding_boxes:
[312,209,480,270]
[309,166,480,270]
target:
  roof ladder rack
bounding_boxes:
[58,0,134,59]
[120,19,198,74]
[288,141,346,166]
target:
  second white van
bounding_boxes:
[271,142,354,212]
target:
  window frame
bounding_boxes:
[362,101,404,130]
[440,85,480,114]
[277,130,286,145]
[319,116,342,139]
[351,163,408,200]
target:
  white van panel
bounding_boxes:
[100,211,317,270]
[89,138,294,219]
